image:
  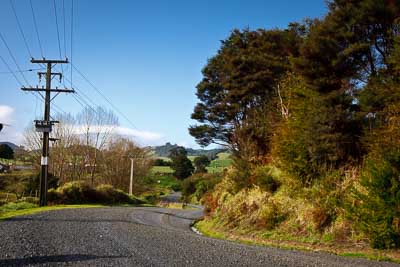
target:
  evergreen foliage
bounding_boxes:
[169,147,195,180]
[190,0,400,249]
[193,155,211,173]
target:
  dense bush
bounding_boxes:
[47,182,144,205]
[182,173,222,203]
[251,165,281,193]
[351,148,400,249]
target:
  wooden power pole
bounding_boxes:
[22,58,73,206]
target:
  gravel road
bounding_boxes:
[0,206,398,266]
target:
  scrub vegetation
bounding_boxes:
[189,0,400,254]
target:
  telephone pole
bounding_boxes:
[22,58,73,206]
[129,158,134,195]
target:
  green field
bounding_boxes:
[151,166,174,174]
[152,152,232,174]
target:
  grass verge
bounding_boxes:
[195,218,400,264]
[0,202,104,221]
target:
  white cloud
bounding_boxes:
[116,126,163,142]
[68,124,164,145]
[0,105,24,144]
[0,105,14,124]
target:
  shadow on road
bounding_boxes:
[0,254,125,266]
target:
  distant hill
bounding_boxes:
[0,142,20,151]
[152,142,227,159]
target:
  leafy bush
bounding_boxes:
[182,173,222,203]
[252,165,281,193]
[47,182,144,205]
[351,149,400,249]
[25,173,59,194]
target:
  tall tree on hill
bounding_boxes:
[194,155,211,173]
[189,27,302,163]
[169,147,194,180]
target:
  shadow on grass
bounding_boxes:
[0,254,125,266]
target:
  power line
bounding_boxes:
[70,0,74,89]
[72,64,139,130]
[0,54,23,86]
[53,0,65,87]
[0,55,53,116]
[29,0,44,58]
[9,0,32,58]
[0,67,45,74]
[62,0,67,57]
[0,31,31,86]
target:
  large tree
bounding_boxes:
[169,147,194,180]
[189,27,301,162]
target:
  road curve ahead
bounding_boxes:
[0,207,397,267]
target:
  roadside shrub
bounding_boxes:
[182,173,222,203]
[212,185,287,231]
[25,173,59,195]
[351,150,400,249]
[95,184,132,204]
[252,165,281,193]
[47,182,144,205]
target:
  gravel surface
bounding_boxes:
[0,207,398,267]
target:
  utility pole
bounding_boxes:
[22,58,73,206]
[129,158,134,195]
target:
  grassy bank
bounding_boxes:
[195,217,400,264]
[0,202,104,220]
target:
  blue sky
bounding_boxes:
[0,0,327,148]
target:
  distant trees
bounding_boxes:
[169,147,194,180]
[153,158,171,166]
[0,144,14,159]
[22,106,152,194]
[193,155,210,173]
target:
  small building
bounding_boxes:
[0,163,10,173]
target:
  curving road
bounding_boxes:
[0,205,398,266]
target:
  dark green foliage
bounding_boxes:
[190,28,301,160]
[153,158,171,166]
[352,149,400,249]
[169,147,194,180]
[193,155,211,173]
[182,173,222,202]
[153,142,225,158]
[0,144,14,159]
[47,182,144,205]
[24,173,59,194]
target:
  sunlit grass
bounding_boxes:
[0,202,104,221]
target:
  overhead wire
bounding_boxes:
[53,0,65,87]
[29,0,44,58]
[72,64,139,130]
[0,54,23,86]
[70,0,74,89]
[9,0,32,58]
[0,31,31,86]
[62,0,67,57]
[0,67,45,74]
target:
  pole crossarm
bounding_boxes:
[22,87,75,93]
[31,58,69,64]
